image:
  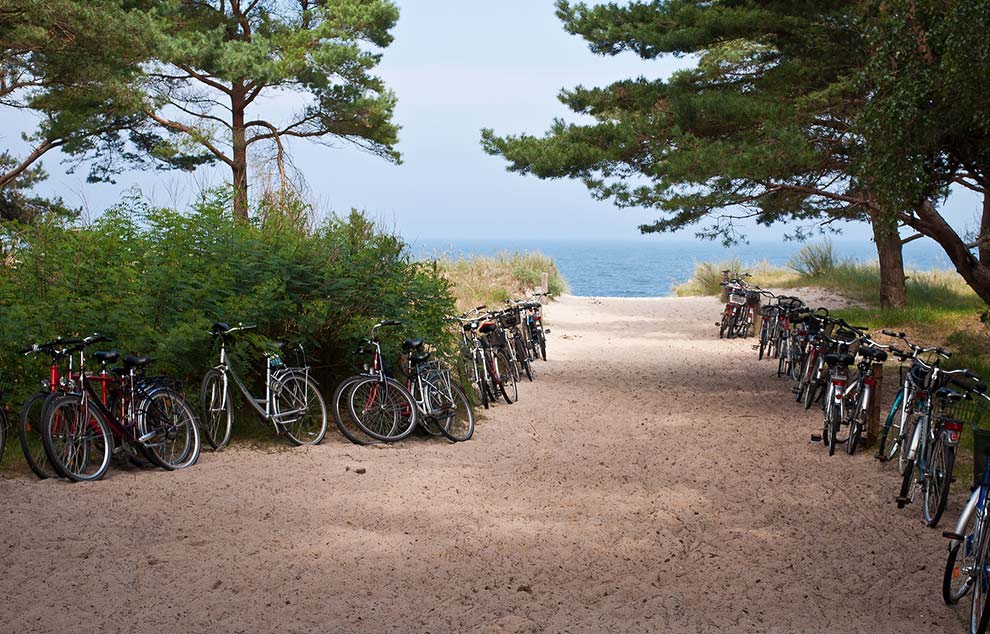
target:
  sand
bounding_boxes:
[0,295,960,633]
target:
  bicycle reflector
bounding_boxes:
[944,419,964,443]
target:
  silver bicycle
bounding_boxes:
[200,322,327,448]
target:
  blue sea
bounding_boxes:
[413,238,956,298]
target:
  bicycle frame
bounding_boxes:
[211,338,309,426]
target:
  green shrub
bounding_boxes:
[0,190,456,441]
[437,251,569,311]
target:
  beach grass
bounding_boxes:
[434,251,570,311]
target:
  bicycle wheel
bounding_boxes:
[331,376,379,445]
[42,394,112,482]
[515,335,534,382]
[719,310,730,339]
[827,394,840,456]
[898,456,917,509]
[493,350,517,404]
[845,387,866,455]
[18,392,56,479]
[274,373,328,446]
[536,330,547,361]
[439,382,475,442]
[777,336,789,377]
[944,504,979,605]
[200,369,233,450]
[876,389,905,463]
[139,388,201,469]
[758,320,769,359]
[348,377,418,441]
[924,436,955,527]
[972,526,990,634]
[898,409,918,476]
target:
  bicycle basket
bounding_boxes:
[138,375,185,394]
[944,395,990,431]
[745,290,761,306]
[759,304,775,317]
[728,292,747,306]
[499,312,520,328]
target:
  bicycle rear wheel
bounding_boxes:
[200,369,233,450]
[876,389,904,463]
[275,373,328,446]
[944,503,979,605]
[493,350,516,404]
[439,383,475,442]
[348,377,418,441]
[42,394,112,482]
[139,388,201,469]
[18,392,56,479]
[924,436,955,527]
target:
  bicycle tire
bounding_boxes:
[493,350,516,404]
[944,505,979,605]
[827,395,840,456]
[18,392,56,479]
[200,369,233,450]
[438,382,475,442]
[515,335,534,381]
[898,457,916,509]
[847,389,867,455]
[42,393,112,482]
[758,321,768,359]
[876,389,904,462]
[973,527,990,634]
[719,310,729,339]
[275,373,328,446]
[348,377,418,441]
[139,388,201,469]
[331,376,380,445]
[924,437,955,528]
[537,331,547,361]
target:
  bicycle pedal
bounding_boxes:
[895,496,912,507]
[875,454,888,462]
[791,387,801,394]
[943,531,965,541]
[810,434,822,442]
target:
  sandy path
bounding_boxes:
[0,295,959,633]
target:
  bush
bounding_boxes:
[788,241,836,278]
[0,190,456,424]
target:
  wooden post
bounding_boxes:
[540,272,549,294]
[865,363,884,448]
[720,270,729,303]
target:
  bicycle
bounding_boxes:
[876,330,949,473]
[200,322,327,448]
[403,338,474,442]
[942,400,990,633]
[897,365,983,526]
[42,334,201,481]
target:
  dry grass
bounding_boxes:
[434,251,570,312]
[673,259,800,296]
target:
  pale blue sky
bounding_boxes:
[6,0,982,244]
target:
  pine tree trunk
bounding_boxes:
[980,190,990,266]
[908,200,990,304]
[870,213,907,309]
[231,88,249,221]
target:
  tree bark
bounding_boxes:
[869,209,907,309]
[904,200,990,304]
[981,189,990,266]
[231,85,249,221]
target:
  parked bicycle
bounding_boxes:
[200,322,327,448]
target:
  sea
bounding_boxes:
[413,237,956,298]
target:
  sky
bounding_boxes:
[6,0,984,244]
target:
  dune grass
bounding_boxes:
[436,251,569,312]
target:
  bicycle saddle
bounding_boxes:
[825,352,855,367]
[859,347,888,362]
[410,350,431,365]
[211,322,230,334]
[402,338,424,352]
[93,350,120,365]
[123,355,151,369]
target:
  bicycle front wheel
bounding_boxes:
[944,502,979,605]
[439,382,475,442]
[18,392,56,479]
[924,436,955,527]
[140,388,201,469]
[275,373,328,446]
[200,369,233,450]
[348,377,417,441]
[42,394,112,482]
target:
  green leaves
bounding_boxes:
[0,190,455,404]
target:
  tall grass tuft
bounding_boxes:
[436,251,569,311]
[788,241,836,278]
[673,259,799,296]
